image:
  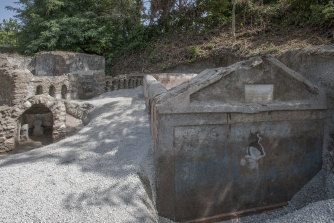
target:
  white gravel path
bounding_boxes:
[0,87,157,223]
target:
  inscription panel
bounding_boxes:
[245,84,274,103]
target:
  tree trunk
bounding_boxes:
[232,1,236,39]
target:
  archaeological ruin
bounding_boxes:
[144,49,333,222]
[0,51,143,153]
[0,45,333,222]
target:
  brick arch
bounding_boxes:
[17,95,66,141]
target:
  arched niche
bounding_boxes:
[49,85,56,97]
[61,85,67,99]
[36,85,43,95]
[16,104,54,150]
[17,95,66,144]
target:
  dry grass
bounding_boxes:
[110,24,333,75]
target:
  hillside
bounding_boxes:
[110,24,333,75]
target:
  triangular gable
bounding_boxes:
[156,56,326,114]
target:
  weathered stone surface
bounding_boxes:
[279,45,334,197]
[143,75,167,113]
[153,73,197,90]
[0,51,107,152]
[105,75,143,92]
[0,95,67,153]
[145,56,327,222]
[35,51,105,76]
[65,101,94,121]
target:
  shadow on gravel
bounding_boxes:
[0,88,157,223]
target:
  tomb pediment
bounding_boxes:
[156,57,326,114]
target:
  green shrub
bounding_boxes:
[187,46,200,63]
[206,43,215,50]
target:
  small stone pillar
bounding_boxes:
[20,124,29,141]
[33,120,44,136]
[124,78,129,89]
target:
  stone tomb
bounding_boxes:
[144,56,327,222]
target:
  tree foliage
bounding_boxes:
[6,0,153,66]
[0,18,20,47]
[3,0,333,70]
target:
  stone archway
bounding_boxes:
[17,104,54,150]
[0,95,67,153]
[16,95,66,143]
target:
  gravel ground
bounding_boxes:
[0,87,157,223]
[1,86,333,223]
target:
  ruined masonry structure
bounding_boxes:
[0,51,144,153]
[0,52,107,153]
[144,56,327,222]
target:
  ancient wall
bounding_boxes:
[105,75,143,92]
[31,76,70,100]
[35,51,105,76]
[68,72,104,99]
[0,69,14,106]
[1,51,108,101]
[0,95,67,153]
[279,45,334,196]
[0,53,34,72]
[0,106,17,152]
[145,57,327,222]
[0,67,70,105]
[0,51,104,153]
[32,51,105,99]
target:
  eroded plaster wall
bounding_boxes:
[156,111,324,221]
[279,45,334,197]
[0,69,14,106]
[35,51,105,76]
[69,72,105,99]
[145,56,327,222]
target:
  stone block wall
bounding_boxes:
[69,71,105,99]
[0,95,67,153]
[1,67,70,106]
[0,106,16,152]
[0,69,14,106]
[31,76,70,100]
